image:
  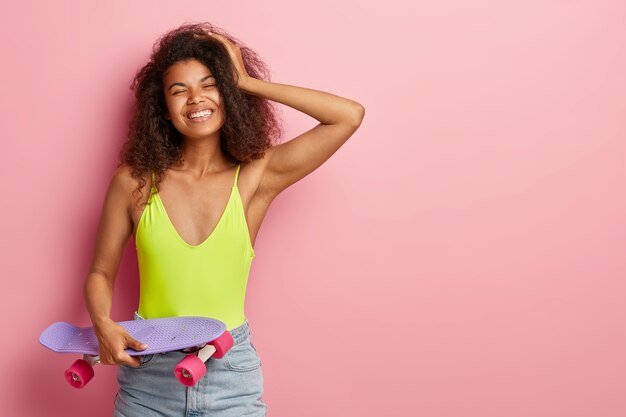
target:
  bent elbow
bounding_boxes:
[350,103,365,127]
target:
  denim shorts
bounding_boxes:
[113,313,267,417]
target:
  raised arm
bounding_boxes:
[208,31,365,200]
[241,77,365,199]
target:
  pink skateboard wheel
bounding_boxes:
[174,354,206,386]
[64,359,95,389]
[209,331,234,358]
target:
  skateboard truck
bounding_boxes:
[83,354,100,366]
[173,332,234,386]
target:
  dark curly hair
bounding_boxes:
[118,22,282,207]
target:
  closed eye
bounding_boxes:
[173,85,214,95]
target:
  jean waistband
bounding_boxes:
[133,312,251,345]
[229,319,251,345]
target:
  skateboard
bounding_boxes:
[39,316,234,389]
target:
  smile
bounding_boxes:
[186,109,214,123]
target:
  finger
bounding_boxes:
[119,353,141,368]
[126,337,148,352]
[209,32,228,42]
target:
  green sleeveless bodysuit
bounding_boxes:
[135,164,255,330]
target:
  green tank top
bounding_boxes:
[135,164,255,330]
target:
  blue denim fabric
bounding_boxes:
[113,313,266,416]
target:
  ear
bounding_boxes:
[165,113,171,120]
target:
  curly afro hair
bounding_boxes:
[118,22,282,207]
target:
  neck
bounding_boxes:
[177,134,232,176]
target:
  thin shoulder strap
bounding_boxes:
[150,171,158,195]
[234,164,241,187]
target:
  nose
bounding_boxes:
[187,89,205,105]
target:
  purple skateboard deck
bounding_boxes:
[39,316,226,356]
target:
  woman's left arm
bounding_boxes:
[207,32,365,200]
[241,77,365,199]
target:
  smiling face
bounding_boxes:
[162,59,225,139]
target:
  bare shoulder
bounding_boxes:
[109,165,136,199]
[109,165,151,211]
[239,144,303,203]
[111,165,135,188]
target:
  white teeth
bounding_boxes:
[188,109,213,119]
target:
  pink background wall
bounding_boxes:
[1,1,625,416]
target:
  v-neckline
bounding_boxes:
[155,186,236,248]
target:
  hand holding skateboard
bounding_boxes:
[93,318,148,368]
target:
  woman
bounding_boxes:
[84,22,364,416]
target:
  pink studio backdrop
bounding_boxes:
[1,1,625,416]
